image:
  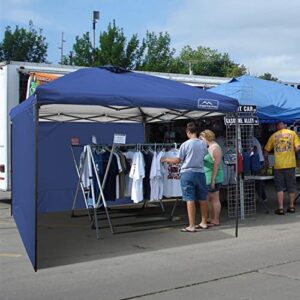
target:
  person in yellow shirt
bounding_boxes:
[264,121,300,215]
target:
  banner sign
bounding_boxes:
[224,116,259,125]
[237,105,257,113]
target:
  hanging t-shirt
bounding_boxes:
[80,146,93,189]
[216,136,235,185]
[114,152,123,199]
[117,152,128,199]
[142,151,153,200]
[129,151,145,203]
[97,151,119,201]
[123,151,136,197]
[150,150,165,201]
[162,149,182,197]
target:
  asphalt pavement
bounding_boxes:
[1,188,300,300]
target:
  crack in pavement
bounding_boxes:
[119,258,300,300]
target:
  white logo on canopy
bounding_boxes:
[198,99,219,110]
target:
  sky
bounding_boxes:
[1,0,300,82]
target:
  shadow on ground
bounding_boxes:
[37,201,234,269]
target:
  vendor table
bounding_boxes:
[246,173,300,214]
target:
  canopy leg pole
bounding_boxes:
[71,179,81,217]
[235,113,240,238]
[170,198,179,221]
[88,145,115,234]
[159,199,165,213]
[89,177,101,239]
[70,147,92,221]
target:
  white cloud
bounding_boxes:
[1,0,59,30]
[160,0,300,81]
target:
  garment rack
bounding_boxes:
[70,142,181,239]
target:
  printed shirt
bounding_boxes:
[264,129,300,169]
[162,149,182,197]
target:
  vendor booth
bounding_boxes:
[210,75,300,215]
[10,65,239,271]
[210,75,300,122]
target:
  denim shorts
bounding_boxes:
[274,168,296,193]
[180,172,208,201]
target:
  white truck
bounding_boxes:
[0,60,234,191]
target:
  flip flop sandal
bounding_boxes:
[180,228,197,233]
[208,223,220,227]
[286,207,296,213]
[195,224,209,230]
[274,208,285,215]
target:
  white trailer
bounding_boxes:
[0,61,233,191]
[0,61,81,191]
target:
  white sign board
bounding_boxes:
[224,116,259,125]
[113,134,126,144]
[237,105,257,113]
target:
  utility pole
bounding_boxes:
[92,11,100,49]
[184,60,201,75]
[58,32,66,64]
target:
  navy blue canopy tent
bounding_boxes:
[10,66,239,270]
[210,75,300,122]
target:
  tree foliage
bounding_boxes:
[258,72,278,81]
[2,19,281,80]
[64,32,94,66]
[175,46,247,77]
[98,20,141,68]
[135,31,176,72]
[65,20,141,68]
[0,21,48,62]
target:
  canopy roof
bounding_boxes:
[210,75,300,122]
[11,66,239,123]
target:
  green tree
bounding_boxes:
[98,20,141,68]
[65,20,141,68]
[176,45,246,77]
[0,21,48,62]
[135,31,176,72]
[258,72,278,81]
[66,32,95,66]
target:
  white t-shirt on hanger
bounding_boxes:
[81,146,93,189]
[129,151,145,203]
[162,149,182,197]
[123,151,135,197]
[150,150,165,201]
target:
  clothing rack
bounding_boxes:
[70,142,181,239]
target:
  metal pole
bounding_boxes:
[235,113,239,238]
[88,145,115,234]
[93,21,95,49]
[70,146,92,221]
[58,32,66,64]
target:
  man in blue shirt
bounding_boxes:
[161,122,209,232]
